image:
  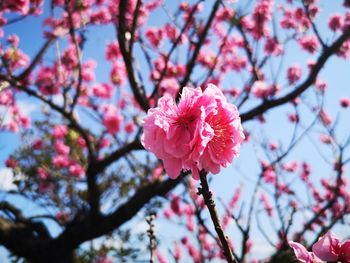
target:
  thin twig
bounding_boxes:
[198,170,237,263]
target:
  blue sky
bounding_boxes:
[1,0,350,262]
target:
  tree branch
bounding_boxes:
[116,0,149,111]
[176,0,221,101]
[198,170,237,263]
[240,26,350,122]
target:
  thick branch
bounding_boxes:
[52,173,187,250]
[95,138,143,175]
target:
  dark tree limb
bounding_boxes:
[240,26,350,122]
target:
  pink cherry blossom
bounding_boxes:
[339,240,350,262]
[54,140,70,155]
[174,242,182,261]
[252,81,269,98]
[320,134,332,144]
[69,163,84,178]
[103,113,123,134]
[141,84,244,179]
[264,37,283,56]
[52,155,70,168]
[312,231,341,261]
[95,257,112,263]
[124,121,135,134]
[110,62,126,86]
[329,14,343,31]
[32,139,44,150]
[52,125,68,139]
[105,41,121,61]
[197,85,245,175]
[261,192,273,216]
[92,83,113,99]
[155,250,167,263]
[37,167,49,180]
[340,97,350,108]
[290,232,350,263]
[56,211,69,224]
[319,110,332,126]
[287,65,302,85]
[146,27,164,47]
[288,113,299,123]
[0,89,13,106]
[5,157,17,168]
[299,35,320,53]
[289,241,321,263]
[90,9,111,25]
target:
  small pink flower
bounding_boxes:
[110,62,126,86]
[329,14,343,31]
[319,110,332,126]
[261,192,273,216]
[299,35,319,53]
[174,242,182,261]
[282,161,298,172]
[105,41,121,61]
[69,163,84,178]
[264,37,283,56]
[52,155,69,168]
[92,83,113,99]
[56,211,69,224]
[124,121,136,134]
[269,142,278,151]
[287,65,302,85]
[252,81,269,98]
[5,157,17,168]
[170,195,181,215]
[103,113,123,134]
[77,136,86,148]
[95,256,112,263]
[320,134,332,144]
[37,167,49,180]
[98,138,110,149]
[339,240,350,262]
[90,9,111,24]
[155,250,167,263]
[315,80,327,92]
[52,125,68,139]
[146,27,164,47]
[288,113,299,123]
[340,97,350,108]
[54,140,70,155]
[32,139,44,150]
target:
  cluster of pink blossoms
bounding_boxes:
[289,231,350,263]
[141,84,245,180]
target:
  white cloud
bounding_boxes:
[0,168,18,191]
